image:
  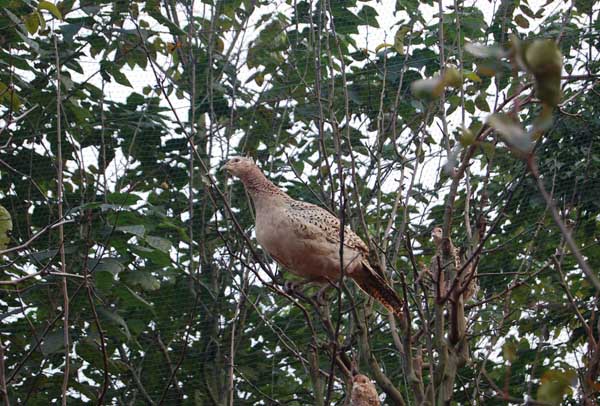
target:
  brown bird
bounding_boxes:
[350,374,381,406]
[222,157,403,317]
[431,227,478,301]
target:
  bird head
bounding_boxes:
[221,156,255,177]
[353,374,370,385]
[431,227,443,245]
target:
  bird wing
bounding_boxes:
[284,200,369,254]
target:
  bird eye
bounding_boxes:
[231,158,239,163]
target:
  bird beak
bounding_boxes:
[220,163,230,172]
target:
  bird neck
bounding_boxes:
[240,166,290,202]
[436,239,455,257]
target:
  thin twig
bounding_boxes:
[0,218,72,256]
[527,157,600,291]
[0,335,9,406]
[54,32,70,406]
[156,294,200,405]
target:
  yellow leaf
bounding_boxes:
[254,72,264,86]
[23,12,39,35]
[443,67,462,88]
[459,127,476,146]
[464,71,482,82]
[0,82,21,110]
[524,39,562,76]
[0,205,12,250]
[475,93,490,112]
[215,38,224,53]
[524,39,563,106]
[36,10,46,31]
[38,1,63,20]
[394,26,410,55]
[537,369,576,404]
[502,341,517,363]
[375,43,393,53]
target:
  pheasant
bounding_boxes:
[350,374,381,406]
[222,156,404,318]
[430,227,478,301]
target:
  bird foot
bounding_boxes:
[313,284,335,306]
[283,280,301,295]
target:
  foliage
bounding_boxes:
[0,0,599,405]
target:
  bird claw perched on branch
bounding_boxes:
[283,280,302,295]
[313,283,336,307]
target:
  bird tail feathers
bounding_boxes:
[352,261,404,318]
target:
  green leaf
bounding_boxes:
[23,13,39,35]
[254,72,264,86]
[131,245,171,266]
[357,5,379,28]
[502,340,517,363]
[523,39,563,107]
[480,142,495,159]
[523,39,562,76]
[15,29,40,54]
[394,26,410,55]
[145,235,172,253]
[37,10,46,31]
[30,248,59,262]
[98,307,131,340]
[460,128,476,146]
[574,0,593,14]
[537,370,576,404]
[115,284,154,309]
[38,1,63,20]
[122,271,161,291]
[443,67,462,88]
[116,225,145,237]
[107,192,141,206]
[94,271,115,292]
[0,82,22,110]
[474,93,490,112]
[41,329,65,355]
[60,21,83,42]
[109,68,133,88]
[147,9,186,35]
[487,113,532,156]
[464,71,482,82]
[90,258,124,275]
[7,91,21,110]
[77,339,123,374]
[70,381,98,403]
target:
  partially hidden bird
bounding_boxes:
[350,374,381,406]
[222,156,404,318]
[430,227,478,301]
